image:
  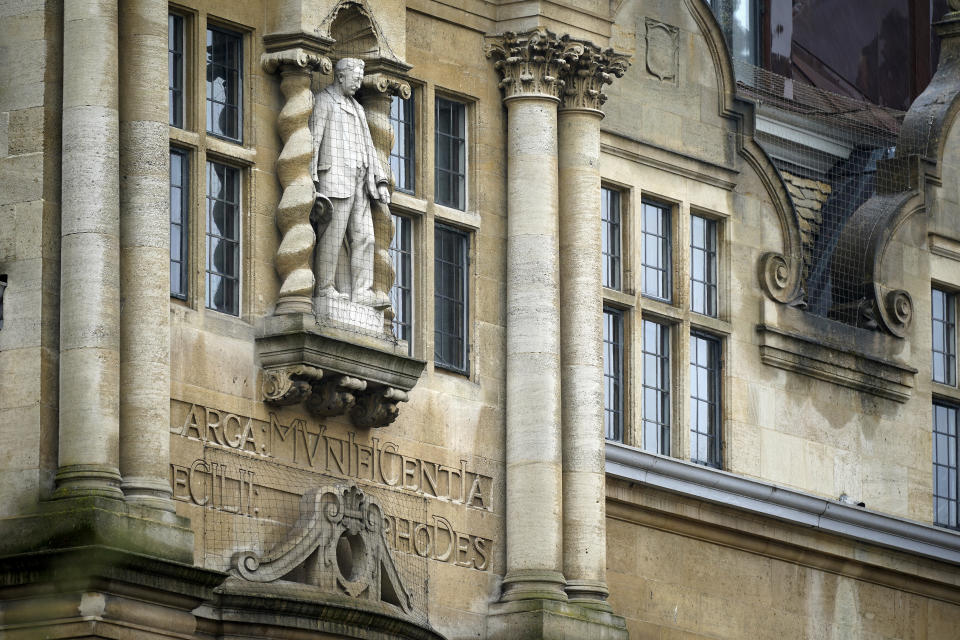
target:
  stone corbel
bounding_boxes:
[558,37,630,112]
[486,28,584,101]
[350,387,408,429]
[262,365,324,405]
[305,375,367,417]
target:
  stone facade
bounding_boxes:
[2,0,960,639]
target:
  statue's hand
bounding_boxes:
[377,184,391,205]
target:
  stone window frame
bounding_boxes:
[205,23,243,144]
[389,92,416,195]
[389,212,415,355]
[433,222,470,375]
[168,10,255,321]
[434,95,468,211]
[933,399,960,530]
[933,286,958,387]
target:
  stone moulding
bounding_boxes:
[257,313,424,428]
[757,300,916,402]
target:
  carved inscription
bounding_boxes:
[383,513,490,572]
[170,402,493,511]
[170,459,259,516]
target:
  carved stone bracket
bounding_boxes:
[233,483,413,614]
[486,29,584,101]
[262,365,324,405]
[558,37,630,111]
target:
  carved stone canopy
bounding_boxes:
[233,482,412,614]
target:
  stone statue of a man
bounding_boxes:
[309,57,390,308]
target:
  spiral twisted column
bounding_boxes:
[262,49,332,315]
[358,73,411,329]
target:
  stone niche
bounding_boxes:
[258,0,423,429]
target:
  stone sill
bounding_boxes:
[757,299,916,402]
[605,441,960,565]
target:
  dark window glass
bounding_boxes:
[602,187,622,291]
[604,307,624,442]
[933,288,956,386]
[390,94,415,194]
[690,333,722,468]
[691,215,718,317]
[934,401,959,529]
[170,148,189,299]
[205,161,240,315]
[641,201,671,301]
[642,319,670,455]
[390,214,413,353]
[434,224,468,372]
[206,27,242,142]
[435,97,466,210]
[169,14,184,128]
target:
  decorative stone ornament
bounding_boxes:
[233,483,413,614]
[486,29,583,101]
[645,18,680,82]
[559,37,630,111]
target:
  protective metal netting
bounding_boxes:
[733,60,933,322]
[196,444,431,626]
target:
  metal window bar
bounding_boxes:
[641,201,671,301]
[933,288,957,387]
[389,214,413,353]
[690,215,718,317]
[205,161,240,316]
[434,224,468,373]
[934,401,959,529]
[603,307,624,442]
[690,332,722,468]
[170,148,189,299]
[435,98,466,210]
[602,187,622,291]
[642,319,671,455]
[389,94,415,194]
[206,26,242,142]
[169,14,184,128]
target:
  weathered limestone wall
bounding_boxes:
[0,0,61,514]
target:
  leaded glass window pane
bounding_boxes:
[169,14,184,128]
[642,319,670,455]
[435,98,466,210]
[602,188,622,291]
[390,214,413,353]
[933,288,956,386]
[206,27,242,142]
[641,201,671,301]
[390,95,415,194]
[691,215,718,317]
[434,224,468,372]
[690,333,721,468]
[170,148,189,299]
[934,401,959,529]
[604,307,624,441]
[206,161,240,315]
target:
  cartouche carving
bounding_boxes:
[261,365,324,405]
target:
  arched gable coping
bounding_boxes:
[321,0,410,75]
[683,0,805,306]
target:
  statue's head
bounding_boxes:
[335,58,365,96]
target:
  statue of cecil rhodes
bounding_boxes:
[309,57,390,309]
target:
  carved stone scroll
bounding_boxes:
[261,365,324,405]
[233,483,413,614]
[486,29,584,101]
[559,37,630,112]
[262,48,333,315]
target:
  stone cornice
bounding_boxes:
[605,441,960,566]
[486,28,580,101]
[559,38,629,111]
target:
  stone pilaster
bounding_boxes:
[55,0,123,499]
[117,0,174,511]
[557,41,628,608]
[262,37,332,315]
[357,70,412,328]
[486,29,578,605]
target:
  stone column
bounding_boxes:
[558,43,628,607]
[117,0,173,510]
[55,0,123,498]
[262,39,332,315]
[357,69,412,328]
[487,30,576,602]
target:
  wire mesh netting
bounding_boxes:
[733,60,933,325]
[194,443,431,625]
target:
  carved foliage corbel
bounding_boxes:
[350,387,409,428]
[305,376,368,417]
[262,365,324,405]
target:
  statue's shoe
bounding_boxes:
[351,290,379,306]
[317,286,348,300]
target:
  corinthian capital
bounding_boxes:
[486,29,581,101]
[559,38,630,111]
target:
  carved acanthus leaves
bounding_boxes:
[560,38,630,111]
[486,29,582,101]
[262,367,409,428]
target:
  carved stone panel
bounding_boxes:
[645,18,679,83]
